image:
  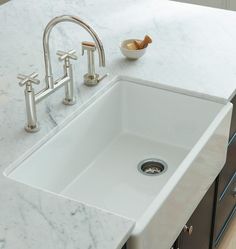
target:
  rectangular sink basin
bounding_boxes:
[5,76,232,249]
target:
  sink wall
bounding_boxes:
[122,81,223,148]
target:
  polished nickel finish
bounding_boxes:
[82,41,99,86]
[56,49,78,105]
[137,158,168,176]
[43,15,105,89]
[0,0,10,6]
[184,225,194,235]
[81,41,108,86]
[19,15,106,132]
[18,72,40,133]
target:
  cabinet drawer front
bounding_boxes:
[218,132,236,197]
[215,205,236,247]
[214,175,236,244]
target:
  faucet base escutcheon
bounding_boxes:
[24,122,40,133]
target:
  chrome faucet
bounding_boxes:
[18,15,106,133]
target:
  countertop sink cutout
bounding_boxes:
[5,76,232,249]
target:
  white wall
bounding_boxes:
[173,0,236,10]
[227,0,236,10]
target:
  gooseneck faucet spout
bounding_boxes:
[43,15,106,89]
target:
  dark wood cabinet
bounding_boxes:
[172,238,181,249]
[171,183,215,249]
[217,133,236,197]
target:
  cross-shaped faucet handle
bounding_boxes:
[18,72,40,87]
[57,49,78,61]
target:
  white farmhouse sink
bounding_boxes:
[5,77,232,249]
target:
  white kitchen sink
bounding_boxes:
[5,76,232,249]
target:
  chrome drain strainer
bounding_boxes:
[138,158,167,176]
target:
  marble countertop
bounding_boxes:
[0,0,236,248]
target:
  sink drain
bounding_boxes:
[138,158,167,176]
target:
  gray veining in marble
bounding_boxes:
[0,0,236,248]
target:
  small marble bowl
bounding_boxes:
[120,39,147,60]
